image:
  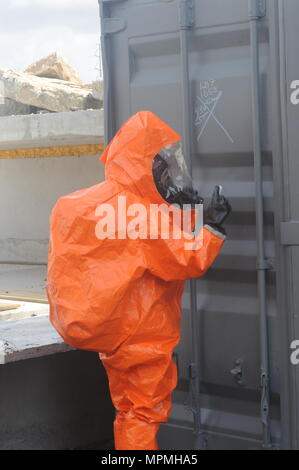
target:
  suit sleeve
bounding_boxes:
[144,224,225,282]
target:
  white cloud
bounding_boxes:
[9,0,97,8]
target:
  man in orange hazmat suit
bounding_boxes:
[47,111,231,450]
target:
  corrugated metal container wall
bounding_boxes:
[99,0,299,449]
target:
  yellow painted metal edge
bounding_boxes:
[0,143,104,159]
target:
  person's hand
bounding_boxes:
[204,185,231,232]
[168,186,204,208]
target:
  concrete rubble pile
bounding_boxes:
[0,52,103,116]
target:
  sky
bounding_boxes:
[0,0,102,84]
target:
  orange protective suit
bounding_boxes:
[47,111,225,450]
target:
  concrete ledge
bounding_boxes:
[0,315,72,365]
[0,109,104,150]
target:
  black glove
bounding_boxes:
[204,185,231,235]
[167,186,203,208]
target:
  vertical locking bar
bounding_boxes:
[98,0,114,145]
[248,0,272,449]
[178,0,205,450]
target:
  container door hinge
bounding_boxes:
[178,0,194,30]
[102,17,126,35]
[248,0,266,20]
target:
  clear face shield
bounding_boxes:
[152,141,203,208]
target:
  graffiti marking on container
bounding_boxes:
[195,80,234,143]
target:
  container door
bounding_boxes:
[100,0,280,449]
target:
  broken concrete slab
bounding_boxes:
[0,97,32,117]
[0,69,100,112]
[91,80,103,101]
[24,52,84,85]
[0,96,51,117]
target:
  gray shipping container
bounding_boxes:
[99,0,299,449]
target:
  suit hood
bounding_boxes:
[100,111,181,202]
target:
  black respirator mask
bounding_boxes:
[152,141,203,208]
